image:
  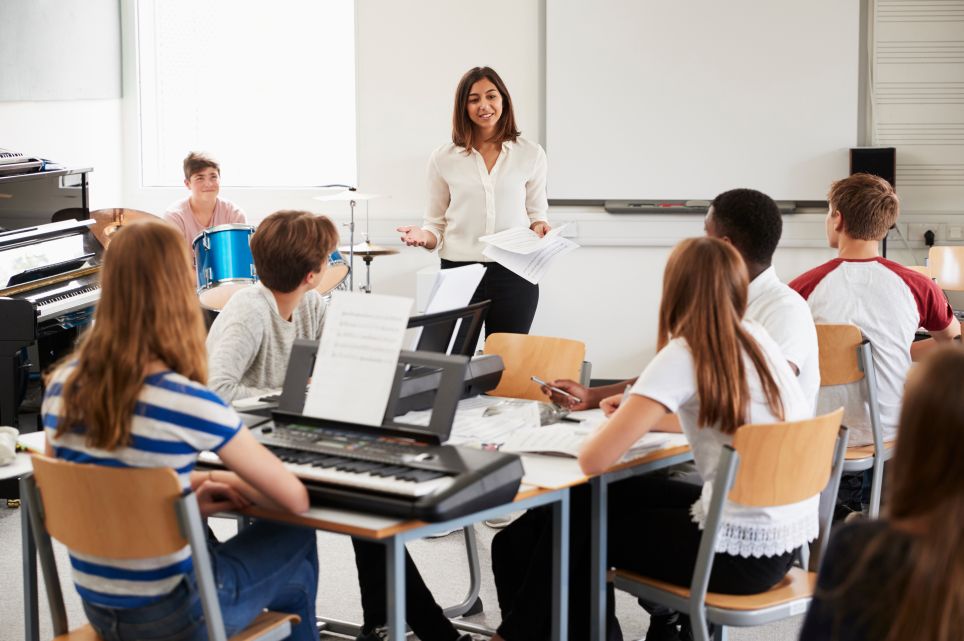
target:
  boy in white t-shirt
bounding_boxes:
[547,188,820,413]
[164,152,247,248]
[789,173,959,515]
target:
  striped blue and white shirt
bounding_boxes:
[42,363,242,609]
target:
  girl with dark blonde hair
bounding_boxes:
[800,345,964,641]
[491,238,813,641]
[42,219,320,641]
[395,66,550,337]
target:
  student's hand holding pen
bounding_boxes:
[540,378,592,411]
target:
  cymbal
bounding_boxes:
[314,189,383,202]
[338,241,399,257]
[89,208,158,248]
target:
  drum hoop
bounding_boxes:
[191,224,256,246]
[196,277,258,294]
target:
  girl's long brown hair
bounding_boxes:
[451,66,520,152]
[822,347,964,641]
[658,238,784,432]
[53,219,208,449]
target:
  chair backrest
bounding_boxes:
[30,455,187,558]
[928,245,964,291]
[907,265,932,279]
[815,323,864,386]
[482,332,586,400]
[728,408,845,507]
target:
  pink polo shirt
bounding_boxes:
[163,196,247,248]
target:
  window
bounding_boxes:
[136,0,356,188]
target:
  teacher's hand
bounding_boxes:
[530,221,551,237]
[397,226,436,249]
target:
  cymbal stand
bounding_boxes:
[349,199,359,292]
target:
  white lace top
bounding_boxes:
[632,320,817,558]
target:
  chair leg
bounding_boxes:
[867,456,884,518]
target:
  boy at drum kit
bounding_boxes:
[206,210,337,402]
[164,151,247,247]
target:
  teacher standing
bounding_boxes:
[398,66,550,336]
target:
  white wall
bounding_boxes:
[0,99,124,207]
[1,0,952,378]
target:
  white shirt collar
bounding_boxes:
[748,265,779,305]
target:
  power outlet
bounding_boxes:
[906,223,946,244]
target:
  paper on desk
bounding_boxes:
[480,225,578,284]
[519,454,587,489]
[396,396,538,446]
[303,291,412,426]
[501,425,686,460]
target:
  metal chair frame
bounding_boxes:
[21,465,295,641]
[613,425,850,641]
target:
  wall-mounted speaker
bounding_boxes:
[850,147,896,188]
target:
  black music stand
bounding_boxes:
[407,300,490,357]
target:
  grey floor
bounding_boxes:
[1,503,804,641]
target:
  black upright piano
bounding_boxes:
[0,219,103,428]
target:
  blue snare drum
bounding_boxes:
[193,224,257,298]
[314,249,351,295]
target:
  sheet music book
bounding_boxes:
[303,291,413,426]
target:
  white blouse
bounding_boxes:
[632,320,817,558]
[420,137,549,262]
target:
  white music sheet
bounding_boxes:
[303,291,413,426]
[480,225,578,284]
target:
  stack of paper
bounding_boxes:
[479,225,579,284]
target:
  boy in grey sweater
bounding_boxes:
[206,210,338,402]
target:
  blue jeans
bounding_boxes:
[82,521,319,641]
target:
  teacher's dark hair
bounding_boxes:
[452,67,520,151]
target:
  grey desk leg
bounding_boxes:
[550,489,570,641]
[22,488,39,641]
[590,477,608,641]
[386,536,406,641]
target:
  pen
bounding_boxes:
[530,375,582,403]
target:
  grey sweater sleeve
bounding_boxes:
[206,306,274,403]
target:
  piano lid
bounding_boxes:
[0,219,102,295]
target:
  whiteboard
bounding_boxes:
[546,0,860,201]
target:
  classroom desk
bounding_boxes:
[19,471,572,641]
[588,446,694,641]
[18,428,692,641]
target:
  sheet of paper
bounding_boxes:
[479,225,571,254]
[424,264,486,313]
[500,425,592,457]
[483,237,578,284]
[519,454,587,489]
[501,425,688,460]
[303,291,413,426]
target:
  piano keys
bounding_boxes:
[0,219,103,427]
[200,422,524,522]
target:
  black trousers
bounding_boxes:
[491,476,796,641]
[440,259,539,337]
[351,538,459,641]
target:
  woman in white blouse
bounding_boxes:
[397,66,550,336]
[490,237,813,641]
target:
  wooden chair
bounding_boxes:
[612,409,848,641]
[482,333,586,400]
[815,323,894,517]
[927,245,964,291]
[21,456,299,641]
[907,265,932,279]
